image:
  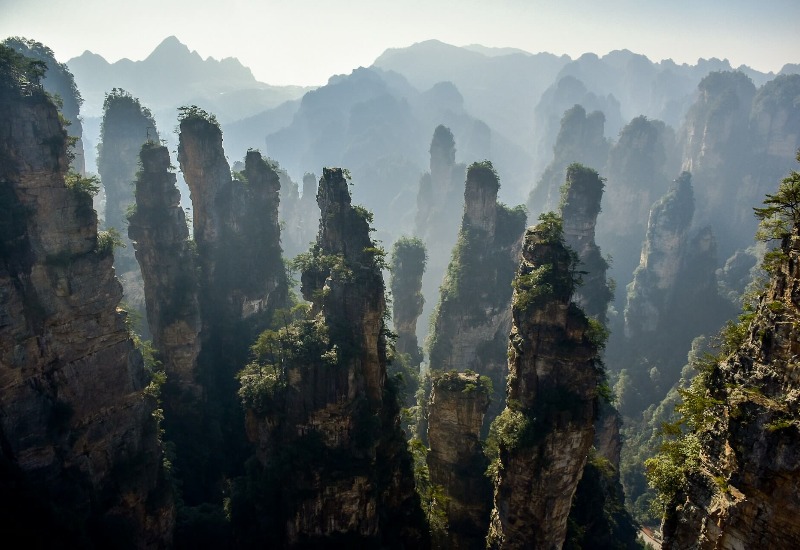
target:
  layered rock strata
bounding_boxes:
[238,168,427,547]
[427,371,492,549]
[0,50,172,548]
[487,217,601,549]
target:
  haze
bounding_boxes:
[1,0,798,86]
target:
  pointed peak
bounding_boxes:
[146,36,192,61]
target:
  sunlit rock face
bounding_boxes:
[0,56,173,548]
[662,226,800,549]
[4,37,87,175]
[239,168,427,547]
[427,371,492,549]
[487,220,601,550]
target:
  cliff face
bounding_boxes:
[427,371,492,549]
[660,182,800,548]
[680,71,756,255]
[624,172,695,338]
[487,216,601,550]
[4,37,86,174]
[415,125,468,341]
[621,173,735,415]
[528,104,610,219]
[98,89,158,327]
[128,142,202,412]
[597,115,675,293]
[176,111,288,506]
[237,168,426,547]
[559,163,612,322]
[428,161,526,425]
[0,52,172,547]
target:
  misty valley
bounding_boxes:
[2,34,800,550]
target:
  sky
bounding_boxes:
[1,0,798,86]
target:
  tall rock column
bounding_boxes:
[415,125,467,342]
[176,109,288,506]
[97,89,158,326]
[559,162,612,322]
[390,236,427,367]
[657,158,800,549]
[487,215,601,550]
[3,37,86,174]
[0,46,172,548]
[236,168,427,547]
[427,372,492,549]
[128,142,202,431]
[428,161,526,425]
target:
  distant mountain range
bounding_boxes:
[68,36,313,122]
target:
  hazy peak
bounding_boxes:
[145,35,196,62]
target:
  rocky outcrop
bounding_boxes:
[0,48,172,548]
[178,111,288,368]
[680,71,757,255]
[390,236,427,367]
[127,142,202,421]
[660,164,800,549]
[597,115,675,293]
[176,110,289,506]
[621,173,735,414]
[427,371,492,549]
[559,163,612,322]
[416,125,468,339]
[528,104,610,219]
[428,162,526,427]
[624,172,695,338]
[98,89,158,328]
[3,37,86,174]
[236,168,427,547]
[487,215,601,550]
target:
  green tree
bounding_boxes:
[754,150,800,241]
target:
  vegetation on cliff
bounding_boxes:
[646,153,800,548]
[232,168,427,547]
[427,160,526,429]
[0,53,173,547]
[487,213,605,549]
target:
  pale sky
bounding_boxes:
[1,0,798,86]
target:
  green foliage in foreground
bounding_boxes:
[0,43,46,95]
[754,151,800,272]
